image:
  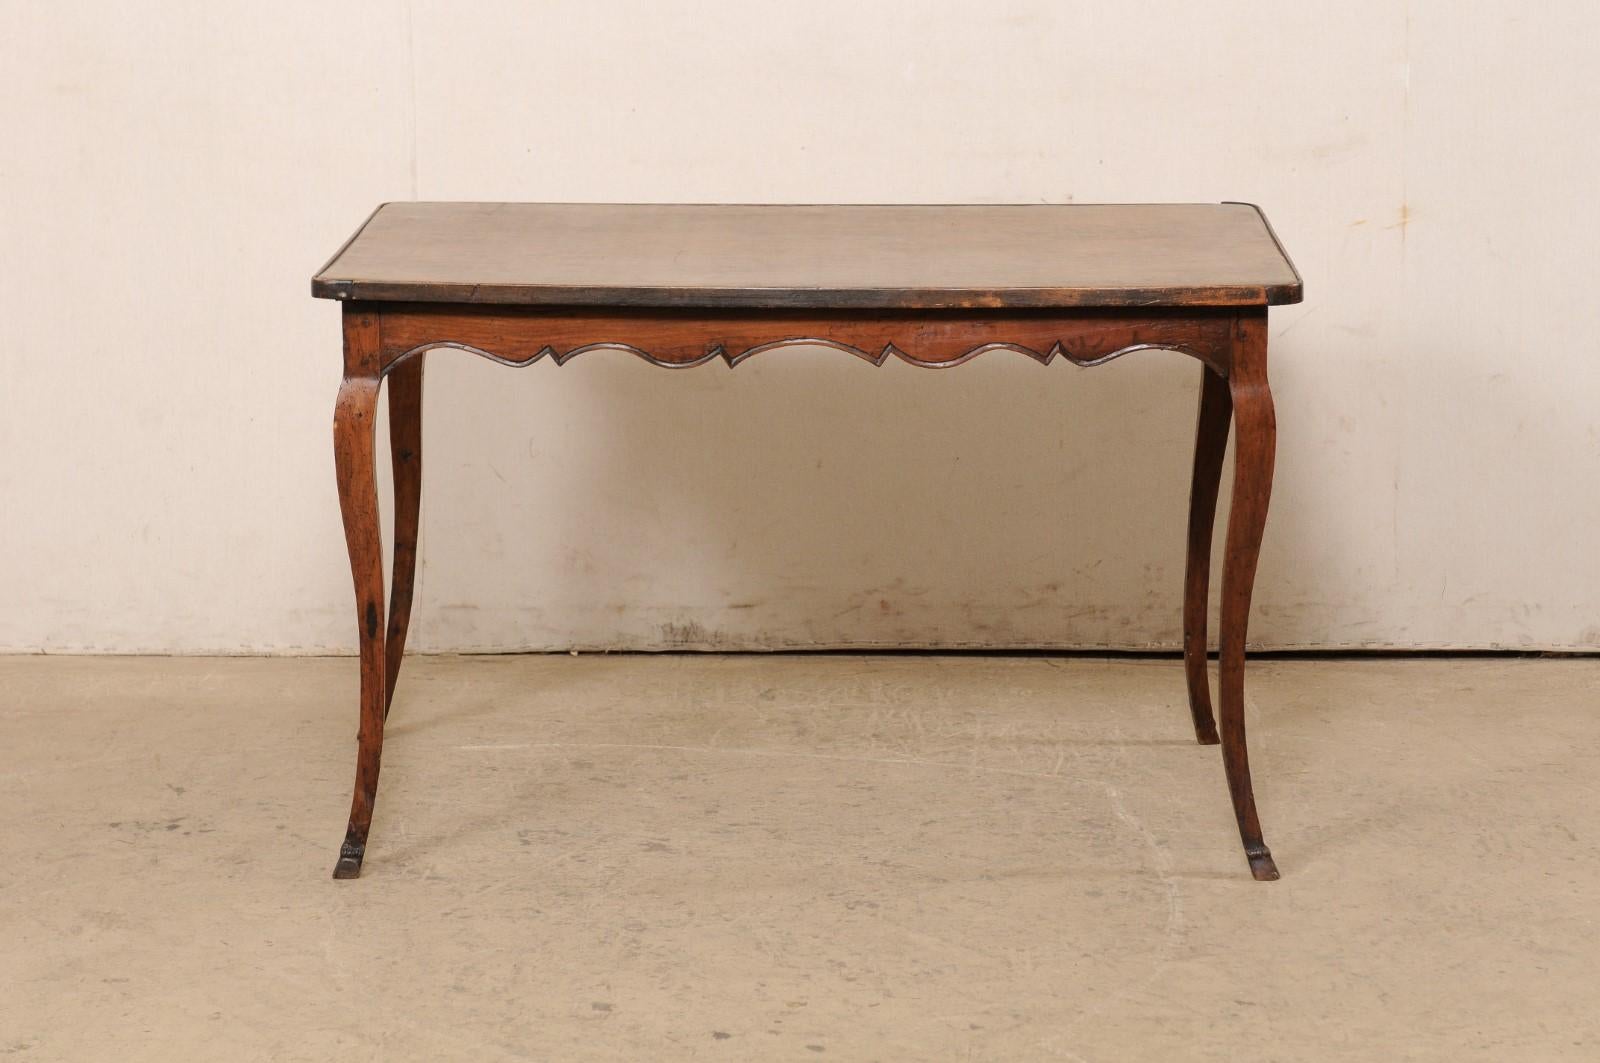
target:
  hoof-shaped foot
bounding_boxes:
[332,837,365,880]
[1194,723,1220,746]
[1247,847,1280,881]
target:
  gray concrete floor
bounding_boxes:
[2,655,1597,1061]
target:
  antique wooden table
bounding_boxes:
[312,202,1303,881]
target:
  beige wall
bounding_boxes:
[2,1,1597,653]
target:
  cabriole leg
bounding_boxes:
[1219,311,1278,881]
[384,354,424,719]
[1183,365,1231,745]
[332,309,387,879]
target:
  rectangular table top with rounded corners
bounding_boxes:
[313,202,1302,310]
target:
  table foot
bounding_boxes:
[1247,847,1280,881]
[332,833,366,880]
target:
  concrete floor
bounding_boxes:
[2,655,1597,1061]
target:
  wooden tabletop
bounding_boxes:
[313,203,1301,310]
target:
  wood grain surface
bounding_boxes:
[313,203,1303,309]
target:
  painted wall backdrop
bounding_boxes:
[2,1,1597,653]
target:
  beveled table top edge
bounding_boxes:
[311,279,1301,309]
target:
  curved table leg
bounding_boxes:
[1219,311,1278,881]
[1183,366,1231,745]
[384,355,424,721]
[332,311,388,879]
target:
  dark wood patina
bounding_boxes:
[314,202,1303,882]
